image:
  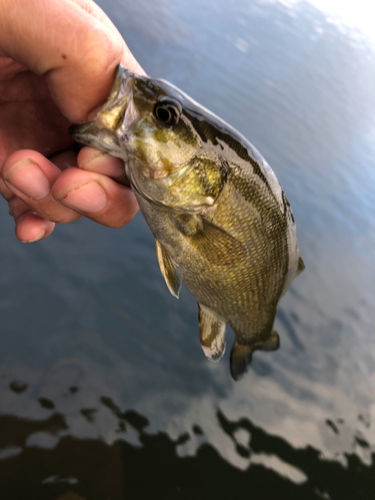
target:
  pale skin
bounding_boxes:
[0,0,145,242]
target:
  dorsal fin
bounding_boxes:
[297,255,305,276]
[198,303,227,361]
[155,239,182,298]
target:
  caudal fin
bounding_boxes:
[230,331,280,381]
[230,342,254,381]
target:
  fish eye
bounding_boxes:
[153,101,181,127]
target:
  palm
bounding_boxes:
[0,69,74,166]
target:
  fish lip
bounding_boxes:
[69,66,136,155]
[69,120,129,161]
[69,122,96,142]
[69,120,115,151]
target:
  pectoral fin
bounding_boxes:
[185,217,244,266]
[198,304,226,361]
[230,331,280,381]
[155,239,182,298]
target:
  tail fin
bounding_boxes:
[230,331,280,381]
[230,342,254,381]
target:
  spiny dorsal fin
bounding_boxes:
[155,239,182,298]
[230,330,280,381]
[297,255,305,276]
[198,303,226,361]
[187,218,245,266]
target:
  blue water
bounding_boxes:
[1,0,374,498]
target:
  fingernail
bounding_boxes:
[56,181,107,213]
[4,159,50,200]
[22,229,46,243]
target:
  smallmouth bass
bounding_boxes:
[70,65,304,380]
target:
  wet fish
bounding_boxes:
[70,65,304,380]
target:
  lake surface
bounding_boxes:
[1,0,374,498]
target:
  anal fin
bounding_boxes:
[155,239,182,298]
[198,304,226,362]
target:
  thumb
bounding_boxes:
[0,0,144,123]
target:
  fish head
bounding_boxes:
[70,65,226,210]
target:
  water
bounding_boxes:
[1,0,374,498]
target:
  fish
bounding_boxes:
[70,65,305,381]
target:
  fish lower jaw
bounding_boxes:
[124,160,132,179]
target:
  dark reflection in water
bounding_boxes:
[0,380,374,500]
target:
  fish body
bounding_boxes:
[70,65,304,380]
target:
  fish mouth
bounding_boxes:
[69,65,136,161]
[69,120,127,159]
[69,121,97,144]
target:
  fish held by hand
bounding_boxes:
[70,65,305,381]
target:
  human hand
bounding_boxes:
[0,0,144,242]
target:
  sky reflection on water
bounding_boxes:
[0,0,374,498]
